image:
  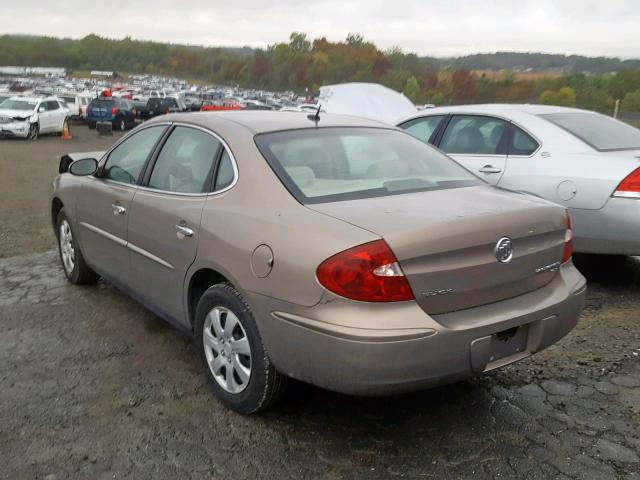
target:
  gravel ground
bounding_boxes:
[0,127,639,479]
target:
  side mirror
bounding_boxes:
[38,106,45,113]
[69,158,98,176]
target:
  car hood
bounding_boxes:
[0,109,35,118]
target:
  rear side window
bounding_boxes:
[255,127,481,204]
[440,115,508,155]
[509,126,539,156]
[148,126,221,193]
[103,126,165,184]
[215,150,235,190]
[399,115,445,143]
[541,112,640,151]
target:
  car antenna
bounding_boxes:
[307,104,321,122]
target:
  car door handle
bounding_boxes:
[175,224,194,239]
[478,165,502,174]
[112,204,127,216]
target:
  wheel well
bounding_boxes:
[188,268,229,327]
[51,198,64,231]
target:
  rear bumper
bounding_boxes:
[248,262,586,395]
[571,198,640,255]
[86,115,117,125]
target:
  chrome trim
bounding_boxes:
[613,191,640,199]
[80,222,127,247]
[127,242,175,270]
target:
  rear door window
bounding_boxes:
[440,115,508,155]
[148,126,221,193]
[399,115,445,143]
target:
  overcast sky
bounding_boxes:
[3,0,640,58]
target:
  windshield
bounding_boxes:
[255,127,481,204]
[0,99,37,111]
[541,112,640,151]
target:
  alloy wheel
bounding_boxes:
[202,306,252,394]
[28,123,38,140]
[59,219,75,274]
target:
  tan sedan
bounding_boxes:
[50,112,586,413]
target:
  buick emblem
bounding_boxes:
[495,237,513,263]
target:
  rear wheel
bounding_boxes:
[118,117,126,131]
[56,210,99,285]
[27,123,39,140]
[195,282,288,414]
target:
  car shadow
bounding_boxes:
[572,254,640,288]
[262,376,495,440]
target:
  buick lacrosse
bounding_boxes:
[50,112,586,413]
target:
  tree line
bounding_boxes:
[1,33,640,112]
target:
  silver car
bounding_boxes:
[50,112,586,413]
[398,104,640,256]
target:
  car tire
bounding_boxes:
[195,282,289,414]
[118,117,126,131]
[88,122,96,130]
[56,209,99,285]
[27,123,39,140]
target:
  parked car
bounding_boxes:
[139,96,186,119]
[86,96,136,130]
[78,94,94,120]
[397,104,640,256]
[58,93,82,119]
[50,112,585,413]
[200,98,243,112]
[0,96,68,140]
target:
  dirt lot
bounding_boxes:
[0,128,639,479]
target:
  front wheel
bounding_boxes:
[27,123,39,140]
[195,283,288,414]
[56,210,99,285]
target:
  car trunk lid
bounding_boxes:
[308,185,567,315]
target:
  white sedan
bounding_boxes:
[397,104,640,256]
[0,96,69,140]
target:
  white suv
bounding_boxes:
[0,96,69,140]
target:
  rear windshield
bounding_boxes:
[541,112,640,151]
[89,98,115,107]
[255,127,481,204]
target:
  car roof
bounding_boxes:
[147,111,393,134]
[402,103,595,121]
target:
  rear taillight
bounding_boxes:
[316,240,414,302]
[561,211,573,263]
[613,167,640,198]
[111,107,119,115]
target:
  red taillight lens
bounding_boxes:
[316,240,414,302]
[613,167,640,198]
[561,211,573,263]
[111,107,119,115]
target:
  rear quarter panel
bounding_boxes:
[190,128,378,308]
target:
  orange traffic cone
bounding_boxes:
[62,120,72,140]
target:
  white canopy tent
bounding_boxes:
[318,82,418,124]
